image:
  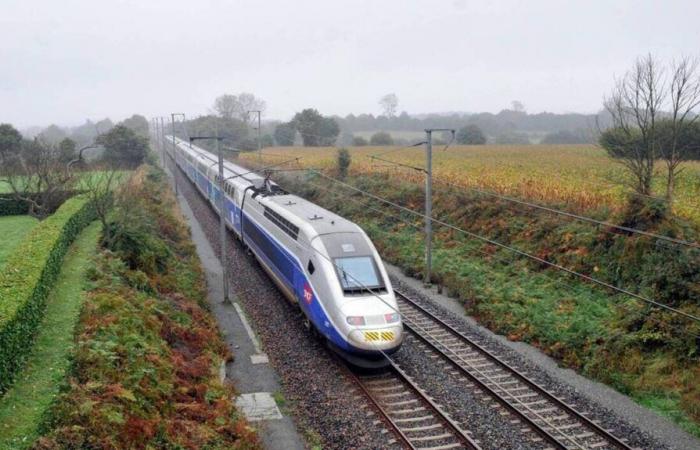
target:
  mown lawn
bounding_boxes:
[0,215,39,270]
[0,221,101,449]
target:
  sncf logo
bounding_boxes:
[303,283,313,304]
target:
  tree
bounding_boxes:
[337,148,351,179]
[213,94,239,120]
[0,123,22,171]
[2,139,77,218]
[95,118,115,135]
[661,57,700,204]
[58,138,77,163]
[180,115,249,152]
[370,131,394,145]
[120,114,149,138]
[213,93,266,124]
[261,134,275,148]
[456,125,486,145]
[97,125,149,168]
[39,124,67,144]
[80,162,123,247]
[274,122,296,146]
[318,117,340,146]
[237,93,266,124]
[352,136,368,146]
[379,93,399,118]
[599,54,693,199]
[511,100,525,113]
[292,109,332,146]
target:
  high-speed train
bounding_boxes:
[165,136,403,366]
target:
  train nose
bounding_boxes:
[348,325,403,351]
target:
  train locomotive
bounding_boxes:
[165,136,403,367]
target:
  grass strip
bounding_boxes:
[0,216,38,270]
[0,221,101,449]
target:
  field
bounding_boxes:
[241,144,700,224]
[0,215,38,269]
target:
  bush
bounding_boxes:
[337,148,351,179]
[0,195,96,394]
[370,131,394,145]
[0,193,30,216]
[352,136,368,146]
[456,124,486,145]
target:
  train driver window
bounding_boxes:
[307,260,315,275]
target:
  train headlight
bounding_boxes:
[346,316,366,326]
[384,313,400,324]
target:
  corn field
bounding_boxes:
[240,144,700,224]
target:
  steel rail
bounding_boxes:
[395,289,634,450]
[344,357,482,450]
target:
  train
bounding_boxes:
[164,136,403,367]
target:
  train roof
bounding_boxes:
[168,135,361,238]
[168,135,268,188]
[264,194,361,237]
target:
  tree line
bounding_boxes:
[0,115,150,218]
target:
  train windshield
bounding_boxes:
[334,256,384,294]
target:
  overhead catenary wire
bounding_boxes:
[305,169,700,324]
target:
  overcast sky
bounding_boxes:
[1,0,699,129]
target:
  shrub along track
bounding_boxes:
[168,159,637,449]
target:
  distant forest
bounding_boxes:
[330,109,611,144]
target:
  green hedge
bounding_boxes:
[0,195,96,394]
[0,194,30,216]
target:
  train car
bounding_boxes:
[165,136,403,367]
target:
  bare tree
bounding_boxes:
[663,57,700,204]
[79,161,123,246]
[237,93,266,124]
[601,54,666,197]
[379,93,399,118]
[213,94,239,120]
[213,93,266,123]
[2,138,77,218]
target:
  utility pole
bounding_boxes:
[190,132,230,304]
[248,110,262,164]
[171,113,186,197]
[159,117,165,166]
[423,128,455,286]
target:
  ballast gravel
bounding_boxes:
[390,276,668,450]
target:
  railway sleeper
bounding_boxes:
[403,423,444,433]
[378,391,412,400]
[410,432,453,442]
[390,406,427,415]
[393,415,435,424]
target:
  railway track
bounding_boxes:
[395,289,636,450]
[346,360,482,450]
